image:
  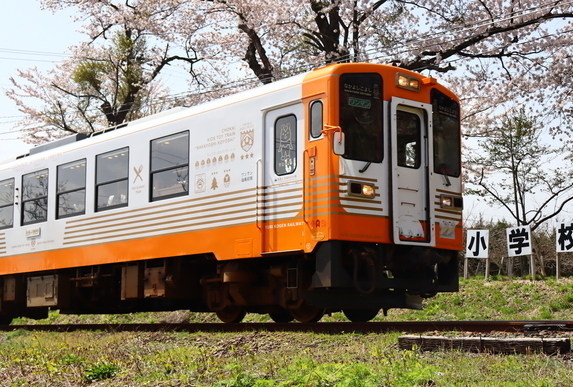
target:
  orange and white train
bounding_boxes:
[0,63,462,324]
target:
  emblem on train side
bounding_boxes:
[195,174,206,193]
[240,129,254,152]
[133,165,144,183]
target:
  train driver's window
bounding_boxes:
[57,159,86,219]
[150,131,189,201]
[22,169,49,225]
[431,89,461,178]
[274,114,297,175]
[96,148,129,211]
[310,101,323,138]
[396,110,421,169]
[0,178,14,229]
[339,73,383,162]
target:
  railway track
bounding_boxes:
[1,320,572,334]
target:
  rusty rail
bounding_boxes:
[1,320,572,334]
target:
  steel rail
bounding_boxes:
[1,320,572,334]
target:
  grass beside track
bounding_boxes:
[2,277,573,386]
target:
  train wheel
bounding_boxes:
[343,308,380,322]
[290,303,325,323]
[216,306,246,323]
[268,309,294,323]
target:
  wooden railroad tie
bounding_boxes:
[398,335,571,355]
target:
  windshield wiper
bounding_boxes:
[438,163,451,186]
[359,162,371,173]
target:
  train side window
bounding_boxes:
[150,131,189,201]
[96,147,129,211]
[57,159,86,219]
[396,110,421,169]
[310,100,323,138]
[22,169,49,225]
[274,114,297,175]
[0,178,14,229]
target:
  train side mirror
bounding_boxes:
[333,131,345,155]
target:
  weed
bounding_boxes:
[84,362,119,383]
[60,353,85,365]
[549,299,571,312]
[499,306,517,314]
[215,372,257,387]
[449,294,464,306]
[6,329,30,340]
[539,307,553,319]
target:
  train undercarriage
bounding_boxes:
[0,241,458,325]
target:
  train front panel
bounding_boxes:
[299,64,462,312]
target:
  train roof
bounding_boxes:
[2,71,310,171]
[1,62,452,171]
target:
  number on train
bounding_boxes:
[0,63,462,324]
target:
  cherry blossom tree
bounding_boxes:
[7,1,207,143]
[7,0,573,144]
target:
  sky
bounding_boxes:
[0,0,83,162]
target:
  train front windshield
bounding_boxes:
[339,73,461,178]
[339,73,383,162]
[431,89,461,178]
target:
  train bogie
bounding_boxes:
[0,63,462,324]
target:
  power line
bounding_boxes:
[0,57,62,63]
[0,128,24,134]
[0,120,24,126]
[1,1,572,134]
[359,0,573,66]
[0,47,70,58]
[0,47,71,64]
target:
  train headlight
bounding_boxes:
[396,74,421,91]
[440,194,463,209]
[362,184,375,197]
[441,196,452,207]
[348,181,376,198]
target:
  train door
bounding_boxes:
[260,103,305,253]
[390,99,432,244]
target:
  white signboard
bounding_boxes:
[466,229,489,258]
[506,225,532,257]
[556,222,573,252]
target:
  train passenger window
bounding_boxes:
[22,169,49,225]
[0,178,14,229]
[432,89,461,177]
[339,73,383,162]
[96,147,129,211]
[396,110,421,169]
[310,101,323,138]
[150,131,189,201]
[57,159,86,219]
[274,114,297,175]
